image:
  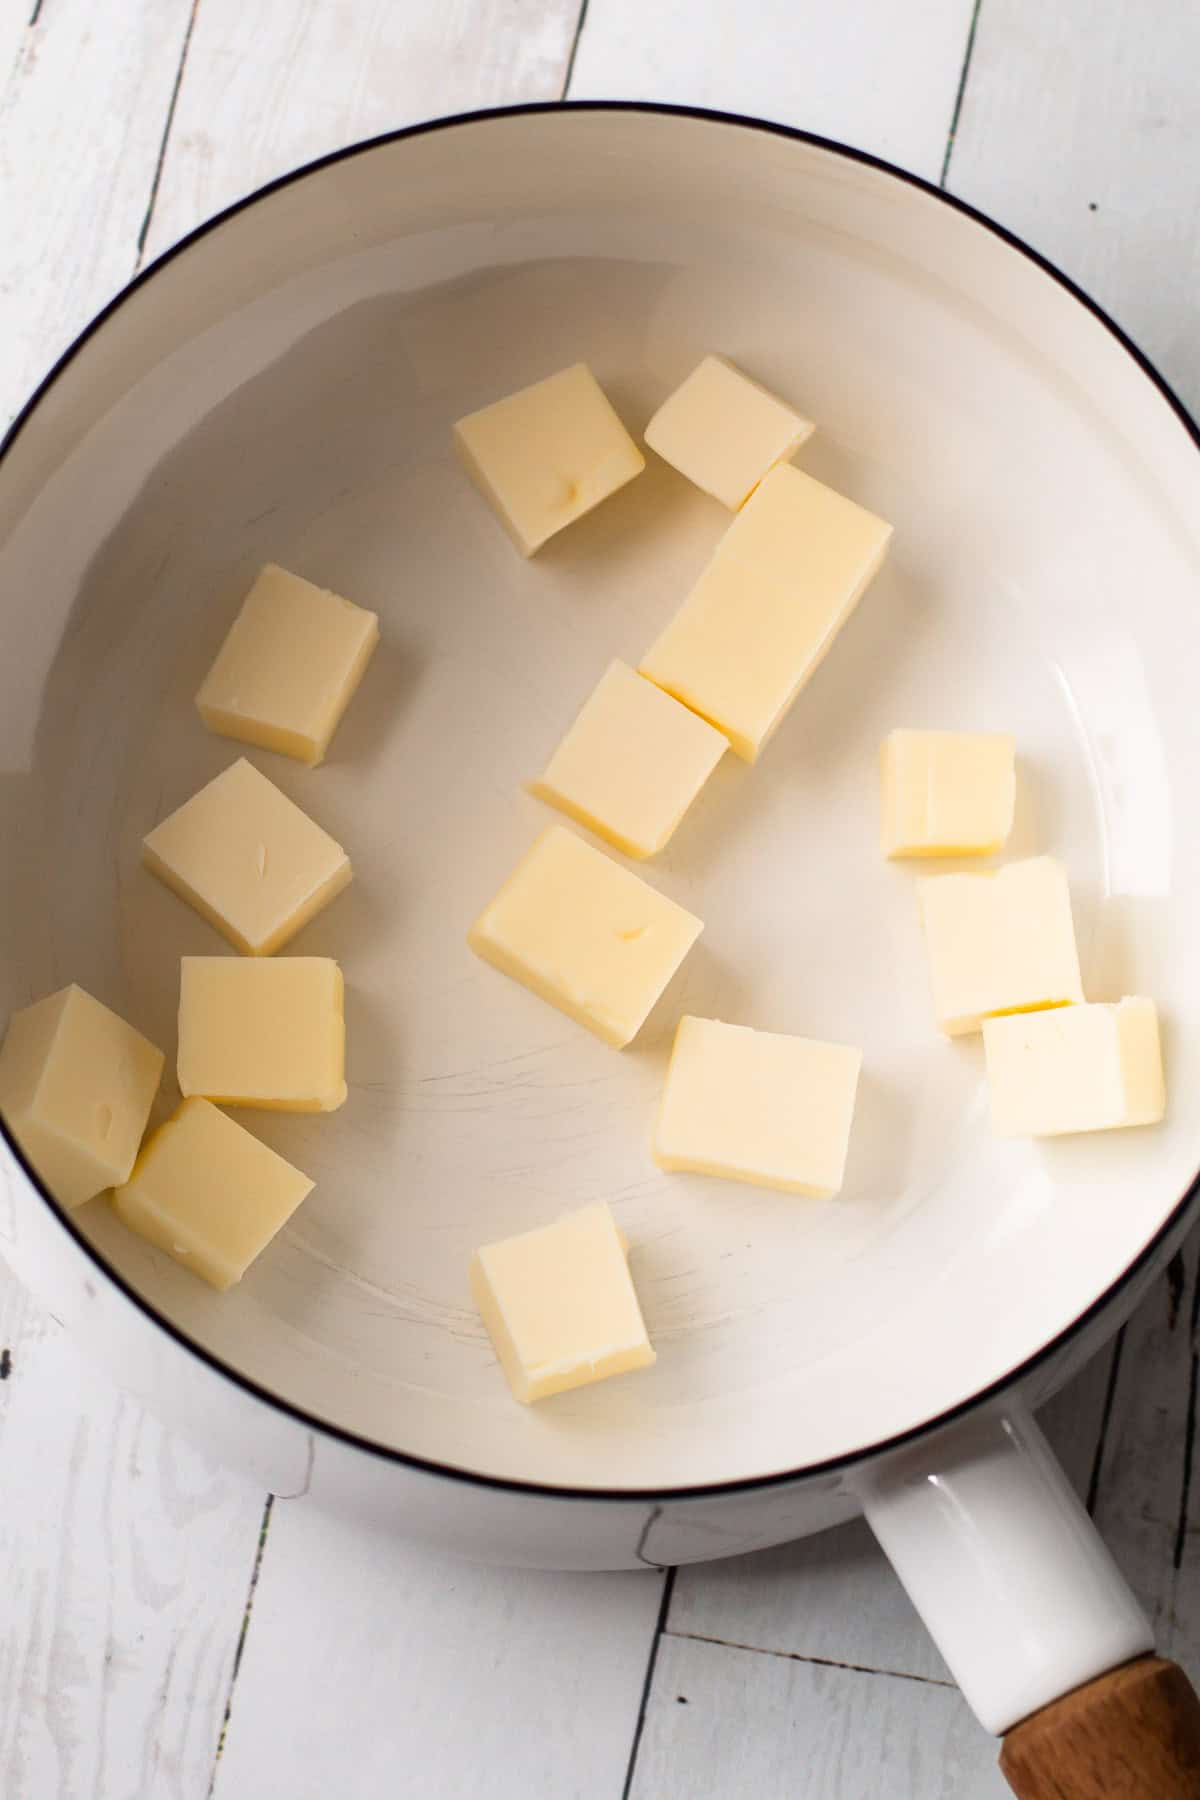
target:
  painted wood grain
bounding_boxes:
[1090,1250,1200,1679]
[946,0,1200,414]
[210,1496,665,1800]
[0,1259,266,1800]
[139,0,584,264]
[567,0,979,182]
[0,0,194,424]
[629,1634,1007,1799]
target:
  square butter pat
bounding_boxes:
[471,1201,655,1404]
[654,1015,862,1197]
[984,998,1165,1137]
[454,362,645,557]
[882,729,1016,858]
[0,985,163,1208]
[112,1097,313,1290]
[178,956,346,1112]
[918,855,1084,1037]
[468,825,702,1049]
[645,354,815,510]
[530,660,726,858]
[143,758,351,955]
[196,563,379,766]
[640,464,892,761]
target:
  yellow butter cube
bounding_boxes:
[654,1015,862,1198]
[645,354,815,510]
[918,856,1084,1037]
[453,363,645,557]
[0,985,163,1208]
[530,660,726,858]
[984,998,1165,1137]
[112,1097,313,1290]
[881,729,1015,858]
[468,826,702,1049]
[471,1201,655,1404]
[640,464,892,761]
[178,956,346,1112]
[143,758,352,956]
[196,563,379,767]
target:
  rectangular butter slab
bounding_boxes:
[654,1014,862,1197]
[881,729,1016,858]
[645,354,815,510]
[530,660,726,858]
[471,1201,655,1404]
[454,362,645,557]
[983,998,1165,1137]
[468,825,702,1049]
[196,563,379,766]
[0,984,163,1208]
[918,855,1084,1037]
[143,758,351,956]
[178,956,346,1111]
[639,464,892,761]
[112,1097,313,1290]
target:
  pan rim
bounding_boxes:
[3,98,1198,1505]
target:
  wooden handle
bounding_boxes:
[999,1656,1200,1798]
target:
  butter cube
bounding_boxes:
[468,825,702,1049]
[654,1015,862,1197]
[640,464,892,761]
[196,563,379,766]
[178,956,346,1112]
[112,1097,313,1290]
[0,985,163,1208]
[143,758,352,956]
[645,355,815,510]
[881,729,1016,858]
[984,998,1165,1137]
[471,1201,655,1403]
[918,856,1084,1037]
[453,363,645,557]
[530,660,726,858]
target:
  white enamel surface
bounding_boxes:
[2,110,1200,1495]
[862,1405,1154,1733]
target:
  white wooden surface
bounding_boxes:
[2,4,1198,1794]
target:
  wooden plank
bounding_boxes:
[630,1635,1006,1799]
[211,1497,665,1800]
[567,0,980,182]
[139,0,584,264]
[0,1259,266,1800]
[946,0,1200,413]
[1089,1248,1200,1679]
[0,0,195,423]
[669,1346,1116,1684]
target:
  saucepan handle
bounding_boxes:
[855,1402,1200,1798]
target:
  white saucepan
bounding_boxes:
[2,105,1199,1795]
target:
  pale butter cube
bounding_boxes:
[143,758,352,956]
[454,363,645,557]
[654,1015,862,1197]
[640,464,892,761]
[112,1097,312,1290]
[918,856,1084,1038]
[984,999,1165,1137]
[196,564,379,767]
[881,729,1016,858]
[468,826,702,1049]
[178,956,346,1112]
[645,355,815,510]
[530,660,726,858]
[471,1201,655,1404]
[0,985,163,1208]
